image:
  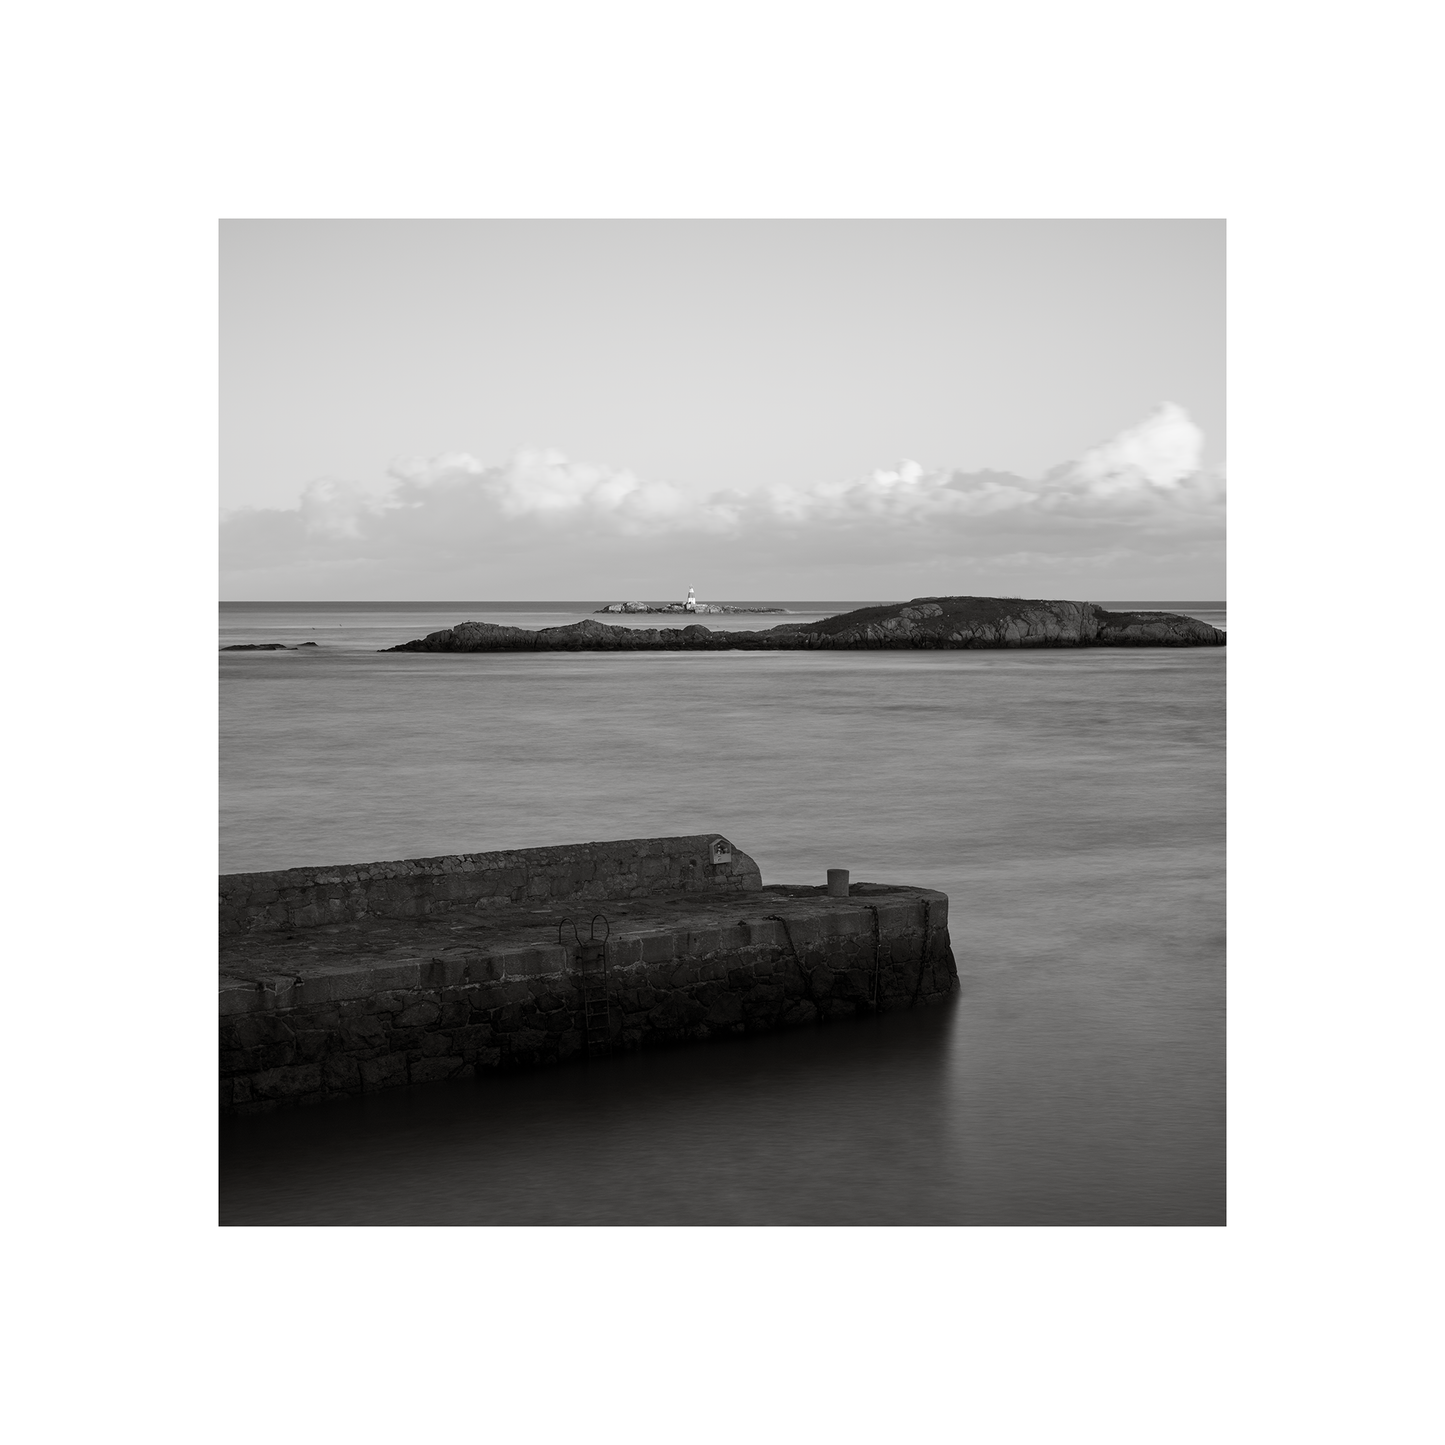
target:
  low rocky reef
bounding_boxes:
[597,601,786,615]
[221,642,320,651]
[383,596,1225,652]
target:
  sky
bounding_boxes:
[221,220,1224,600]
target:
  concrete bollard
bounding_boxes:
[827,869,850,897]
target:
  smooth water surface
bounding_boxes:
[219,605,1224,1225]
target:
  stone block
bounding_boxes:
[828,909,873,939]
[508,1028,548,1058]
[339,1014,388,1049]
[640,932,676,965]
[371,959,423,991]
[291,1006,342,1032]
[686,929,723,958]
[396,1001,441,1029]
[359,1053,408,1090]
[293,1030,332,1063]
[746,919,785,949]
[218,978,261,1016]
[466,981,506,1012]
[252,1063,322,1100]
[746,981,786,1008]
[607,936,643,966]
[781,913,826,949]
[705,992,745,1026]
[498,946,567,978]
[449,1024,494,1060]
[648,994,706,1031]
[322,1055,361,1092]
[293,966,375,1004]
[715,924,751,953]
[255,974,299,1009]
[821,939,863,972]
[254,1041,299,1071]
[230,1014,295,1051]
[868,899,914,935]
[420,1032,453,1057]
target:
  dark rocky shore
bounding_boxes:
[383,596,1225,652]
[222,642,321,651]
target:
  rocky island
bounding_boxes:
[221,642,321,651]
[383,596,1225,652]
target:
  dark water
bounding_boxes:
[219,604,1225,1225]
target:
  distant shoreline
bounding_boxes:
[217,599,1228,609]
[596,602,787,616]
[384,596,1226,653]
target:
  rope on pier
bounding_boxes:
[766,914,820,1008]
[910,898,932,1008]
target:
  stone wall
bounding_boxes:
[220,834,760,936]
[219,890,955,1112]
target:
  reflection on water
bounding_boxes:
[220,981,1220,1225]
[219,631,1224,1225]
[222,1004,959,1226]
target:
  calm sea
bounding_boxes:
[219,600,1226,1225]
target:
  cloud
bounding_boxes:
[1048,401,1205,494]
[221,404,1224,594]
[384,449,697,531]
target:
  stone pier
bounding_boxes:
[219,834,956,1113]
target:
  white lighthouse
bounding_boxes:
[684,587,698,613]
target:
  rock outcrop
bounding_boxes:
[221,642,320,651]
[384,597,1225,652]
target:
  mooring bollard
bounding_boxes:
[827,868,850,897]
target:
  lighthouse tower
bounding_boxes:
[684,587,698,613]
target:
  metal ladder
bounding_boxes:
[560,914,612,1056]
